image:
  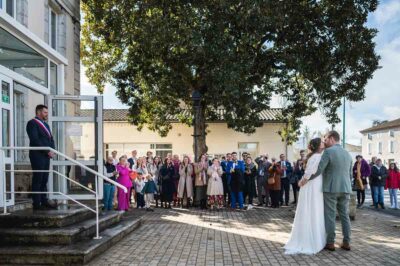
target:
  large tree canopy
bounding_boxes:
[82,0,379,154]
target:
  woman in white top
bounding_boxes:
[207,158,224,209]
[284,138,326,255]
[178,156,194,207]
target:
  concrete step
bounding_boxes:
[0,205,95,228]
[0,211,121,245]
[0,217,142,265]
[0,199,32,213]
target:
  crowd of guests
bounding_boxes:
[102,150,308,212]
[355,156,400,210]
[102,149,400,213]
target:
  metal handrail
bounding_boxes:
[0,147,127,193]
[0,146,128,240]
[5,170,97,195]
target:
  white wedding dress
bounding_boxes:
[284,153,326,255]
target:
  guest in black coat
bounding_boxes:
[159,157,176,209]
[26,105,56,210]
[230,164,245,210]
[291,150,306,204]
[370,159,388,209]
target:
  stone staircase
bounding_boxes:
[0,204,141,265]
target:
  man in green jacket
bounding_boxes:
[300,130,353,252]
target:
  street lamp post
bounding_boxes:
[342,97,346,149]
[192,90,202,162]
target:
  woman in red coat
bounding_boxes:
[385,163,400,209]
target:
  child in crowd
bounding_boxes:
[142,175,157,211]
[116,156,132,212]
[135,174,146,209]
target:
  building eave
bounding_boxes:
[0,10,69,65]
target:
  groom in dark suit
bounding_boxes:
[26,105,56,210]
[302,131,353,251]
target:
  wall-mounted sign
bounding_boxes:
[2,95,9,103]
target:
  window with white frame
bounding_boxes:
[104,143,173,159]
[49,7,58,49]
[367,133,372,140]
[238,142,259,160]
[0,27,49,87]
[389,130,395,137]
[368,143,372,155]
[389,140,395,153]
[378,142,383,154]
[1,0,16,18]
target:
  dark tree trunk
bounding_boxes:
[193,102,207,162]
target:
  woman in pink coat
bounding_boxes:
[116,157,133,211]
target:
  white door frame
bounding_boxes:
[47,95,104,200]
[0,73,14,207]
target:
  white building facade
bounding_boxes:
[360,118,400,165]
[0,0,91,207]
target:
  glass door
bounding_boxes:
[0,73,14,207]
[47,95,104,200]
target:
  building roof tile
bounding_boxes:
[80,108,283,123]
[360,118,400,134]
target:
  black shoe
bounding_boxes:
[42,202,58,210]
[380,204,385,209]
[33,205,45,211]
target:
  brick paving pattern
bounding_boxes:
[89,206,400,266]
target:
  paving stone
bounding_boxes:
[89,206,400,265]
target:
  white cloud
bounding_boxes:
[374,0,400,25]
[383,106,400,120]
[302,23,400,145]
[80,66,128,109]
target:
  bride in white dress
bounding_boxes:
[284,138,326,255]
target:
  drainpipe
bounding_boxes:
[285,122,289,159]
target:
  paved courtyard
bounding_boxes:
[90,205,400,266]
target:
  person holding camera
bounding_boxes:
[268,158,282,208]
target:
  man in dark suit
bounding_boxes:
[127,150,137,169]
[255,154,271,206]
[221,153,232,206]
[26,104,56,210]
[277,154,293,206]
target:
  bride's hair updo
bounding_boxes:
[305,138,322,166]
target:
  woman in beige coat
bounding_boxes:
[195,154,209,209]
[178,156,194,207]
[207,158,224,209]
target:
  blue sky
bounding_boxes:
[81,0,400,145]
